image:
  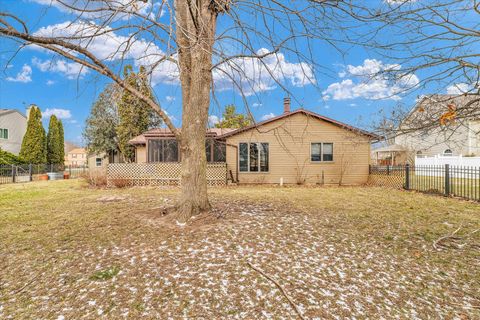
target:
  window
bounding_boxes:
[0,128,8,139]
[72,153,77,158]
[95,158,102,167]
[148,139,179,162]
[311,143,334,162]
[443,149,453,156]
[239,142,269,172]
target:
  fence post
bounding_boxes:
[11,164,16,183]
[445,164,450,196]
[405,164,410,190]
[387,165,390,175]
[29,164,33,182]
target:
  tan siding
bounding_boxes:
[136,146,147,163]
[225,113,371,185]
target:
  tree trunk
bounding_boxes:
[174,0,219,223]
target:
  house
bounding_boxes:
[64,148,87,167]
[87,150,124,170]
[373,94,480,165]
[0,109,27,155]
[128,98,379,185]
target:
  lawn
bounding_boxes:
[0,180,479,319]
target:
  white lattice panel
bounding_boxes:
[107,162,227,187]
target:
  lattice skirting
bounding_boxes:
[107,162,227,187]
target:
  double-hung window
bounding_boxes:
[0,128,8,139]
[311,143,334,162]
[239,142,269,172]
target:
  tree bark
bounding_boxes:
[174,0,219,223]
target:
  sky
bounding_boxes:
[0,0,468,146]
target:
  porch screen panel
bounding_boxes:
[164,140,179,162]
[239,143,248,172]
[205,140,212,162]
[148,140,163,162]
[213,141,226,162]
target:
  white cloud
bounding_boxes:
[208,115,220,126]
[385,0,417,4]
[32,23,314,95]
[42,108,72,119]
[32,57,88,79]
[165,96,176,102]
[446,83,472,95]
[29,0,164,21]
[46,80,55,85]
[6,64,32,83]
[213,48,316,96]
[33,21,178,85]
[349,103,357,107]
[322,59,419,101]
[252,102,263,107]
[260,113,276,121]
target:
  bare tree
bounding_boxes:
[368,1,480,141]
[0,0,387,223]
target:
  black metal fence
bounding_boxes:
[0,164,88,185]
[369,165,480,202]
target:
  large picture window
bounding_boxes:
[311,142,334,162]
[148,139,179,162]
[239,142,269,172]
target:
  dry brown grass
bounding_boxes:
[0,180,479,319]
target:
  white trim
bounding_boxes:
[0,128,8,140]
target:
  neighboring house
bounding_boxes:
[87,150,124,170]
[64,141,79,154]
[0,109,27,155]
[129,98,379,185]
[64,148,87,167]
[373,95,480,165]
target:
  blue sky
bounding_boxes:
[0,0,465,146]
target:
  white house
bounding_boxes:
[373,94,480,165]
[0,109,28,155]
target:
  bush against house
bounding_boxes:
[47,115,65,165]
[20,105,46,164]
[0,148,25,165]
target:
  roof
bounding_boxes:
[218,109,380,140]
[64,141,80,153]
[402,94,480,128]
[68,148,86,154]
[0,109,26,119]
[129,128,236,145]
[372,144,407,153]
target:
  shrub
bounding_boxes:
[81,171,107,188]
[111,178,130,188]
[0,148,26,165]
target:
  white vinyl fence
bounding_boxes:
[415,155,480,177]
[416,155,480,166]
